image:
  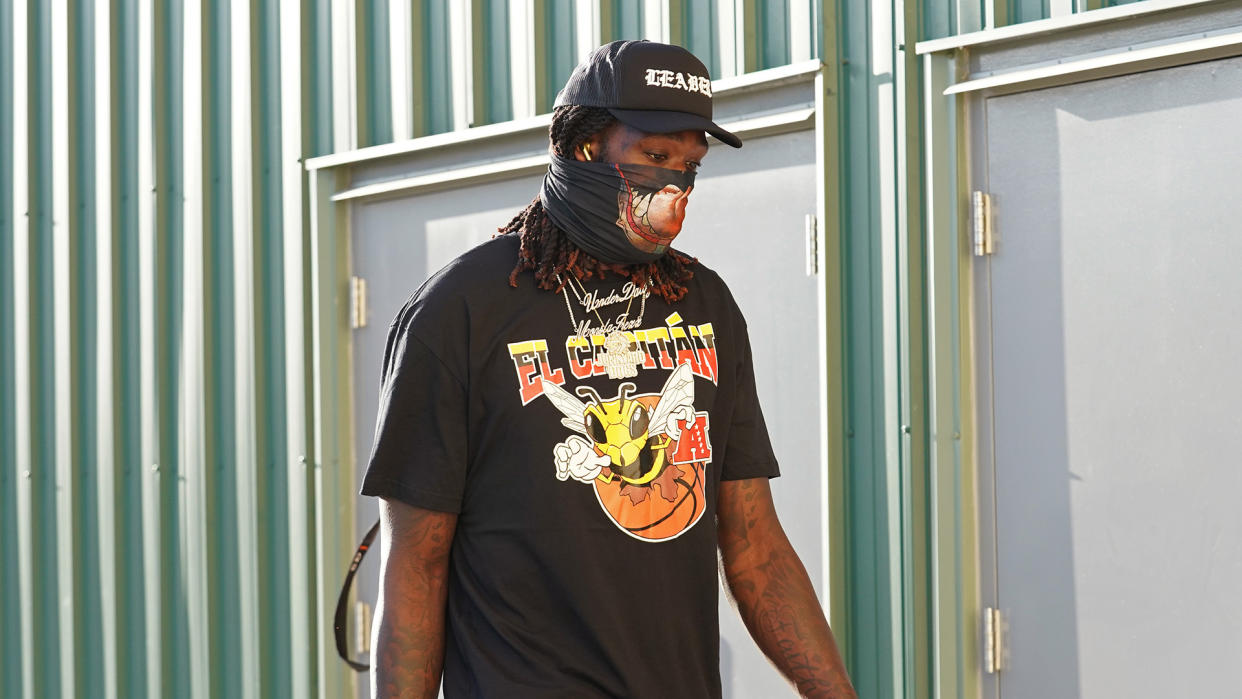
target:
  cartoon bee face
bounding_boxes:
[541,362,709,541]
[577,384,670,484]
[543,363,695,487]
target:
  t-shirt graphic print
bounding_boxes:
[509,322,716,540]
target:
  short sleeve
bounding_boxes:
[359,313,469,513]
[719,324,781,481]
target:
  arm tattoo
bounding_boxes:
[718,479,856,699]
[372,500,458,699]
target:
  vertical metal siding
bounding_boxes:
[255,4,294,698]
[152,1,187,694]
[892,0,933,693]
[602,0,646,42]
[832,0,957,692]
[28,4,60,698]
[542,0,579,112]
[278,3,313,695]
[0,5,19,698]
[356,1,392,147]
[423,0,453,134]
[104,2,141,697]
[0,0,328,696]
[480,0,512,124]
[761,0,792,68]
[681,0,721,77]
[68,3,101,695]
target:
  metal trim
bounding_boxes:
[305,113,552,170]
[921,50,984,699]
[329,107,818,202]
[812,63,846,637]
[330,154,547,202]
[308,166,357,699]
[915,0,1222,55]
[711,58,823,92]
[944,29,1242,95]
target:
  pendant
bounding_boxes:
[598,330,645,380]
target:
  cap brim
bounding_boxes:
[608,108,743,148]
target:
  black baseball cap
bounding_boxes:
[554,40,742,148]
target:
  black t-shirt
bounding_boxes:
[361,233,780,698]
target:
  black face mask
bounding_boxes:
[539,153,696,265]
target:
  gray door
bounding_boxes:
[351,128,826,697]
[350,179,535,699]
[977,56,1242,699]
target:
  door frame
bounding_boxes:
[917,2,1242,698]
[302,59,852,697]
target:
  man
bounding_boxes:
[361,40,855,698]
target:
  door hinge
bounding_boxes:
[983,606,1006,673]
[355,600,373,654]
[972,191,994,256]
[805,214,818,276]
[350,275,368,329]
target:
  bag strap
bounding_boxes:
[335,518,381,672]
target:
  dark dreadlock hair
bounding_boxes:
[499,105,697,303]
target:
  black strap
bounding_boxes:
[336,518,381,672]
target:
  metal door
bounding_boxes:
[350,127,826,697]
[975,56,1242,698]
[350,178,536,699]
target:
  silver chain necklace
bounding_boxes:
[556,274,649,379]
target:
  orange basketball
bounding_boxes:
[594,457,706,542]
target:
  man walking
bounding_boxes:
[362,40,856,698]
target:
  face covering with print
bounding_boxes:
[539,153,696,265]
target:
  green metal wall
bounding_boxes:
[0,0,1157,698]
[1,1,329,697]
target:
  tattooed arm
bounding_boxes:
[718,478,856,699]
[371,498,458,699]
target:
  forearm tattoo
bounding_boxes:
[718,480,856,699]
[373,503,456,699]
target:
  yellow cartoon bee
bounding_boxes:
[543,363,695,485]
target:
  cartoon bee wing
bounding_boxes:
[541,380,589,436]
[648,362,695,437]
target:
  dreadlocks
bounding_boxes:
[499,105,697,303]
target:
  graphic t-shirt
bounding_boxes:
[360,233,780,698]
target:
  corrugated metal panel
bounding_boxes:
[1,0,327,696]
[1,0,19,694]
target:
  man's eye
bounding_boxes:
[686,161,701,172]
[645,152,668,162]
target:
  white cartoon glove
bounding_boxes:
[665,406,696,442]
[553,435,609,483]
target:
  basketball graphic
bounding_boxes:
[594,459,705,542]
[543,363,714,541]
